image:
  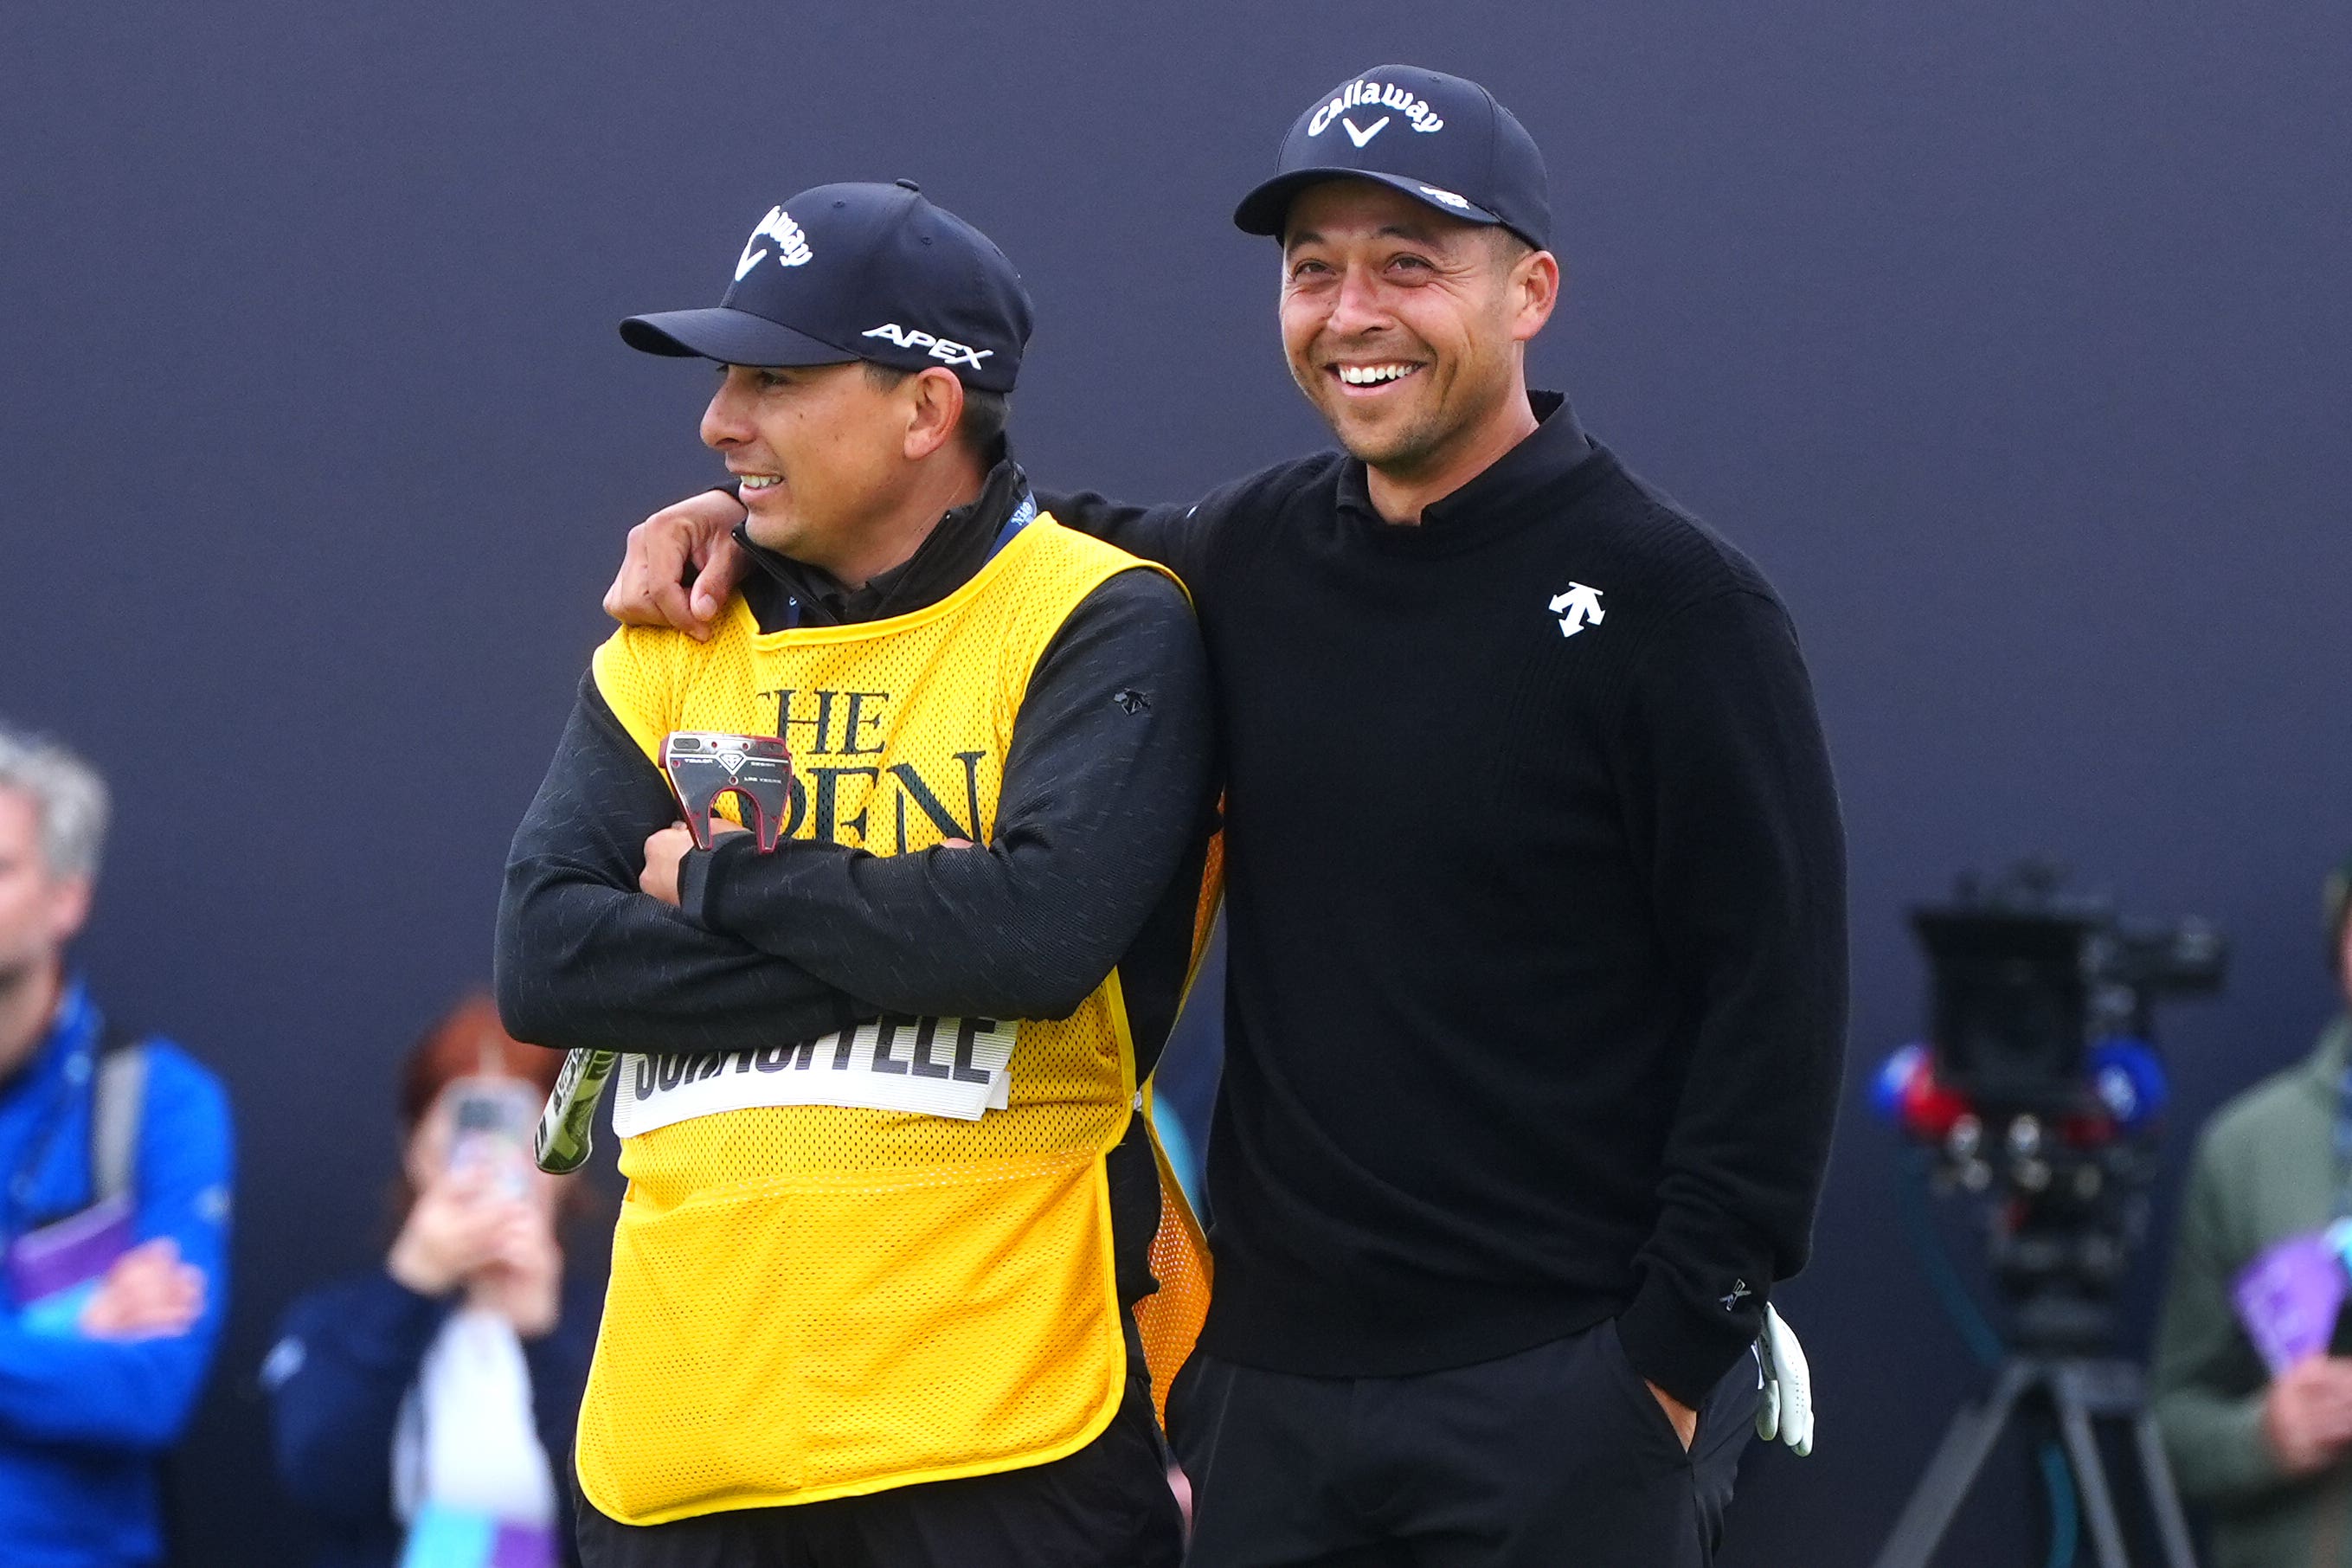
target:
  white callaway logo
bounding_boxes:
[1419,183,1474,210]
[1307,78,1446,145]
[735,206,813,280]
[864,322,993,370]
[1549,582,1606,638]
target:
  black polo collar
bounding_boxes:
[1333,390,1595,539]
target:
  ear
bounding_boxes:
[901,368,967,461]
[1509,247,1562,345]
[45,874,92,948]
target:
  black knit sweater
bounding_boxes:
[1047,394,1848,1407]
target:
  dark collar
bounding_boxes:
[741,457,1030,632]
[1334,390,1594,536]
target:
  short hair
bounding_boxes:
[1485,226,1539,269]
[863,362,1011,459]
[400,992,563,1135]
[0,721,109,882]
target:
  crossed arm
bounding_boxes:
[496,571,1216,1051]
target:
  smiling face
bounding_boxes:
[1279,179,1558,488]
[700,361,960,577]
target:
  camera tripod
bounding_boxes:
[1872,1351,2197,1568]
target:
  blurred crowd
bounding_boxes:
[3,723,2349,1568]
[0,717,1218,1568]
[0,722,600,1567]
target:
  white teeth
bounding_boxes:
[1337,363,1415,386]
[739,474,781,491]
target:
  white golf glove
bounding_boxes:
[1754,1303,1815,1456]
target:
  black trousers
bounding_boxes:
[1170,1319,1762,1568]
[574,1371,1183,1568]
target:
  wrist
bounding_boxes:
[1617,1269,1759,1413]
[385,1239,456,1298]
[679,833,759,931]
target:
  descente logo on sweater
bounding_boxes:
[1549,583,1606,638]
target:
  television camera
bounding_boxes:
[1871,863,2223,1568]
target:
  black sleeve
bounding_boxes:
[1610,589,1849,1408]
[493,672,876,1053]
[1035,492,1209,582]
[1044,455,1335,591]
[678,569,1216,1021]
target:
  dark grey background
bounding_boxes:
[4,2,2349,1562]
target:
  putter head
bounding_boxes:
[660,732,794,852]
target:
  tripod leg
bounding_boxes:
[2131,1411,2200,1568]
[2054,1390,2130,1568]
[1873,1363,2034,1568]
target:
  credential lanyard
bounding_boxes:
[992,490,1038,555]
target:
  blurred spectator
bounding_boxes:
[0,721,235,1568]
[2154,853,2352,1565]
[264,997,595,1568]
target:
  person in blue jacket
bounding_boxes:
[265,994,597,1568]
[0,721,236,1568]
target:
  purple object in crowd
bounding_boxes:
[488,1523,558,1568]
[2234,1231,2348,1374]
[6,1193,135,1307]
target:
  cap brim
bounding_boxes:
[618,307,858,367]
[1233,169,1507,240]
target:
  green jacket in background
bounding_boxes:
[2154,1017,2352,1568]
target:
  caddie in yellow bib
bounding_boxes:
[493,182,1217,1567]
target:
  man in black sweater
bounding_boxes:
[599,67,1844,1568]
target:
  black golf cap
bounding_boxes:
[620,180,1032,395]
[1233,65,1551,250]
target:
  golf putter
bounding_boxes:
[534,731,795,1173]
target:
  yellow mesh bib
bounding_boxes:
[575,518,1186,1523]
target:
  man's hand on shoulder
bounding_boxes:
[605,488,752,641]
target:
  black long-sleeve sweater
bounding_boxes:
[494,462,1218,1305]
[1045,394,1848,1408]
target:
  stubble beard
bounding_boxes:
[1294,356,1447,479]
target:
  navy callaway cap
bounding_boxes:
[620,180,1032,395]
[1233,66,1551,250]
